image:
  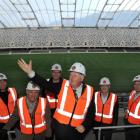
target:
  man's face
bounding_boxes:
[51,70,61,81]
[134,81,140,93]
[26,90,39,102]
[69,72,83,88]
[0,80,7,91]
[100,85,110,94]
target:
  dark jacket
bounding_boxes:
[30,73,95,131]
[0,87,19,129]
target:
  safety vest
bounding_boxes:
[126,90,140,124]
[17,96,47,135]
[0,87,17,123]
[53,80,94,127]
[46,78,58,109]
[47,93,58,109]
[94,91,117,124]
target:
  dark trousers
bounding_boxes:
[125,128,140,140]
[46,131,54,140]
[124,119,140,140]
[94,130,112,140]
[53,119,86,140]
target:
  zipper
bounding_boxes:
[5,93,10,119]
[68,85,86,125]
[100,92,110,123]
[30,113,35,140]
[101,104,104,123]
[6,105,10,118]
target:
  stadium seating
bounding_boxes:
[0,28,139,49]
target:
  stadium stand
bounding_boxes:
[0,28,139,50]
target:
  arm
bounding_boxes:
[82,96,95,130]
[29,71,50,91]
[17,58,50,91]
[3,105,20,131]
[75,95,95,133]
[112,97,119,126]
[45,99,52,137]
[17,59,63,96]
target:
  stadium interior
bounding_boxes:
[0,0,140,140]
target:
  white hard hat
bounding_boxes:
[99,77,111,85]
[69,62,86,76]
[26,81,40,91]
[133,75,140,82]
[0,73,7,80]
[51,64,62,71]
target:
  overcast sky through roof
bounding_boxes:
[0,0,140,28]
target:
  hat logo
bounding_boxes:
[103,80,106,83]
[55,66,58,69]
[72,66,76,70]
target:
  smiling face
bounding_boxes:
[69,72,84,89]
[134,81,140,93]
[100,85,110,94]
[0,80,7,91]
[51,70,61,81]
[26,90,39,103]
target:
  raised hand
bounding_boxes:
[17,58,32,74]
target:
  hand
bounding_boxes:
[75,125,85,133]
[17,58,32,74]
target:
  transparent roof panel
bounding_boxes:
[0,0,140,28]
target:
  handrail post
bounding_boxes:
[7,131,15,140]
[98,128,101,140]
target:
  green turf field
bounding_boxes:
[0,53,140,95]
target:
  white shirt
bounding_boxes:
[73,84,83,99]
[134,92,140,101]
[101,93,109,104]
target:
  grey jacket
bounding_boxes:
[3,97,52,140]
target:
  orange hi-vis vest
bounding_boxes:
[0,87,17,123]
[53,80,94,127]
[46,78,58,109]
[126,90,140,124]
[46,91,58,109]
[94,91,117,124]
[17,96,47,135]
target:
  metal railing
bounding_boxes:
[7,125,140,140]
[7,131,15,140]
[93,125,140,140]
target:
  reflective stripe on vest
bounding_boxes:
[0,87,17,123]
[94,91,117,124]
[54,80,93,127]
[126,90,140,124]
[18,97,47,134]
[47,95,58,109]
[47,96,58,103]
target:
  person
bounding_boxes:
[44,64,63,115]
[17,58,94,140]
[0,81,52,140]
[19,61,63,140]
[0,73,18,140]
[45,64,63,140]
[93,77,118,140]
[124,75,140,140]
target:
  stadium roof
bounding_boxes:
[0,0,140,28]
